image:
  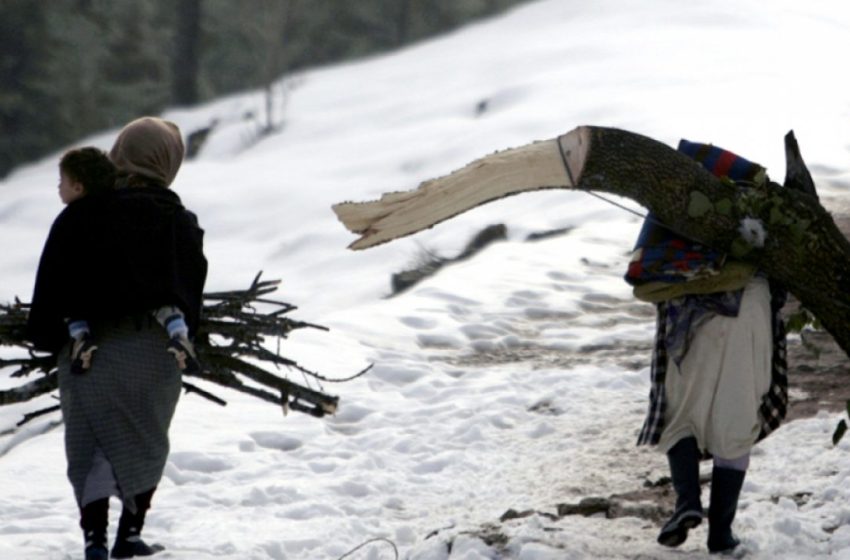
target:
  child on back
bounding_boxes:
[58,147,115,204]
[57,147,200,374]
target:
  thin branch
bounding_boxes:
[0,372,58,406]
[182,381,227,406]
[186,364,282,405]
[16,404,61,427]
[288,363,373,384]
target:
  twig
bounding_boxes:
[296,363,373,384]
[16,403,61,427]
[336,537,399,560]
[200,353,339,415]
[182,381,227,406]
[0,372,58,406]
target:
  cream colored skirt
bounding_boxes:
[658,277,772,459]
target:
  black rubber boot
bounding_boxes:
[111,488,165,558]
[658,437,704,547]
[707,466,746,554]
[81,498,109,560]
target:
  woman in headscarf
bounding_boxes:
[27,117,208,560]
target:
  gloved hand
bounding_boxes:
[167,336,201,374]
[70,334,98,375]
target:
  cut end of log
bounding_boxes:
[331,126,594,250]
[556,126,590,187]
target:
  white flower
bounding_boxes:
[738,217,767,248]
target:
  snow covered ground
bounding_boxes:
[2,0,850,558]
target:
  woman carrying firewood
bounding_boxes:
[628,140,788,555]
[26,117,207,560]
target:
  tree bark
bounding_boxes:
[393,0,411,46]
[333,126,850,358]
[172,0,202,106]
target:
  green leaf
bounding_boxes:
[786,309,814,333]
[730,238,752,259]
[833,419,848,446]
[715,199,733,216]
[688,191,713,218]
[789,220,811,244]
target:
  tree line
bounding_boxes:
[0,0,530,178]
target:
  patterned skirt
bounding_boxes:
[58,315,181,511]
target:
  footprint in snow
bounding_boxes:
[399,315,438,329]
[329,402,375,424]
[369,363,431,384]
[460,323,507,340]
[168,451,235,473]
[249,431,304,452]
[307,460,337,474]
[417,333,464,349]
[332,480,371,498]
[527,422,556,439]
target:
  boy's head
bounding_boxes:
[58,147,116,204]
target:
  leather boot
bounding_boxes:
[707,466,746,554]
[658,437,703,547]
[80,498,109,560]
[111,488,165,558]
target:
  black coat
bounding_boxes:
[27,186,208,353]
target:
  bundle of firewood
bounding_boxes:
[1,272,368,429]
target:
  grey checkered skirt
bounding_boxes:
[57,315,181,510]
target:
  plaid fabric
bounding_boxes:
[637,302,669,445]
[636,139,788,447]
[625,225,724,284]
[757,284,789,438]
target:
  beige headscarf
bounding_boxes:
[109,117,185,187]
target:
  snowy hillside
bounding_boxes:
[1,0,850,558]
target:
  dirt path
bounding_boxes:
[785,330,849,421]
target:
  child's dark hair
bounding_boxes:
[60,147,116,196]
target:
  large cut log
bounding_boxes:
[332,126,850,358]
[333,139,570,250]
